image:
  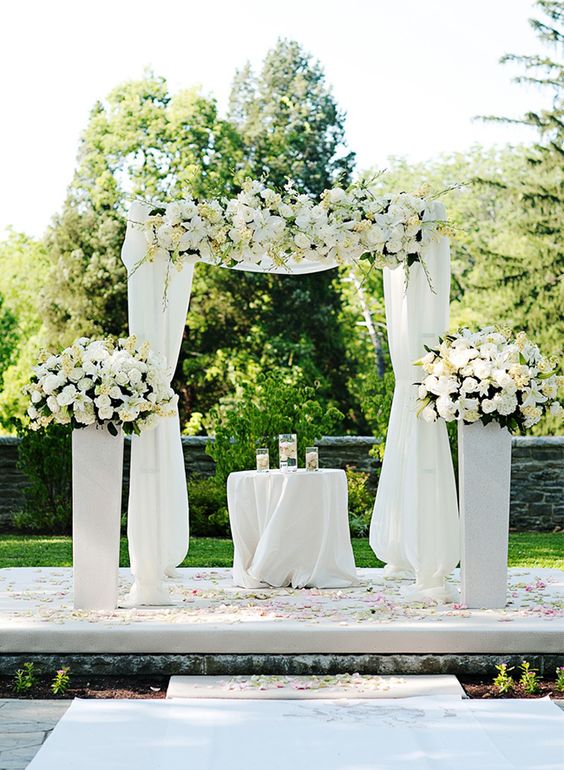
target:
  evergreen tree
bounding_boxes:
[475,0,563,353]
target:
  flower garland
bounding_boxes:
[415,327,562,430]
[138,179,446,281]
[26,336,178,435]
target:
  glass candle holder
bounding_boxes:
[305,447,319,471]
[279,434,297,471]
[256,448,269,473]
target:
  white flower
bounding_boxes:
[43,373,64,395]
[30,390,42,404]
[417,384,428,399]
[57,384,77,406]
[481,398,496,414]
[95,394,112,409]
[294,232,311,250]
[549,402,563,417]
[420,404,437,423]
[461,377,478,393]
[436,396,457,421]
[472,359,491,380]
[328,187,346,204]
[46,395,60,414]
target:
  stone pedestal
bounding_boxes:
[459,421,512,609]
[72,424,124,610]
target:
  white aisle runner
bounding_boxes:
[28,697,564,770]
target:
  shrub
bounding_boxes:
[206,370,344,483]
[13,662,37,694]
[14,424,72,532]
[188,475,230,537]
[346,466,375,536]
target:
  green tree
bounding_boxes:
[40,73,244,350]
[475,0,563,354]
[190,39,358,430]
[0,231,49,430]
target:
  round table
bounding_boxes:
[227,468,358,589]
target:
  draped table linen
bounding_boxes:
[369,202,460,602]
[228,469,358,589]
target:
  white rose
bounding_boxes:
[128,369,142,385]
[42,373,64,395]
[461,377,478,393]
[47,395,60,414]
[98,406,114,421]
[30,390,42,404]
[109,386,123,400]
[481,398,496,414]
[27,405,38,419]
[77,377,93,392]
[95,394,112,409]
[57,384,77,406]
[549,401,563,417]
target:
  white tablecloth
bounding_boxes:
[227,469,358,589]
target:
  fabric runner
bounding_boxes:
[28,697,563,769]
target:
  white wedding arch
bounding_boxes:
[121,188,459,607]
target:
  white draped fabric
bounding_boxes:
[369,202,460,601]
[228,469,358,589]
[121,201,195,606]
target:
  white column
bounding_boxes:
[72,424,124,610]
[459,421,512,608]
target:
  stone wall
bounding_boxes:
[0,434,561,531]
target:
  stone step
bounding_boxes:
[166,674,466,700]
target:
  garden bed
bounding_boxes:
[1,675,561,701]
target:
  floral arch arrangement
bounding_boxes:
[137,178,448,286]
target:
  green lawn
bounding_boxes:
[0,533,562,570]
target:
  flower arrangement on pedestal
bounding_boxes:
[138,178,447,281]
[415,327,562,431]
[25,336,177,436]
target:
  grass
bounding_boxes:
[0,532,562,570]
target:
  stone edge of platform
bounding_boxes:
[0,653,563,678]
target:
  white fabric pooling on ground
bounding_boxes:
[27,697,564,770]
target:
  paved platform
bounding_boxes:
[1,567,563,656]
[0,700,70,770]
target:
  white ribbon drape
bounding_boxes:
[369,202,459,601]
[121,201,194,606]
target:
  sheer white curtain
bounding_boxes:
[121,201,195,606]
[369,202,459,601]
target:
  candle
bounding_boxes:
[279,434,297,471]
[305,447,319,471]
[256,448,269,473]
